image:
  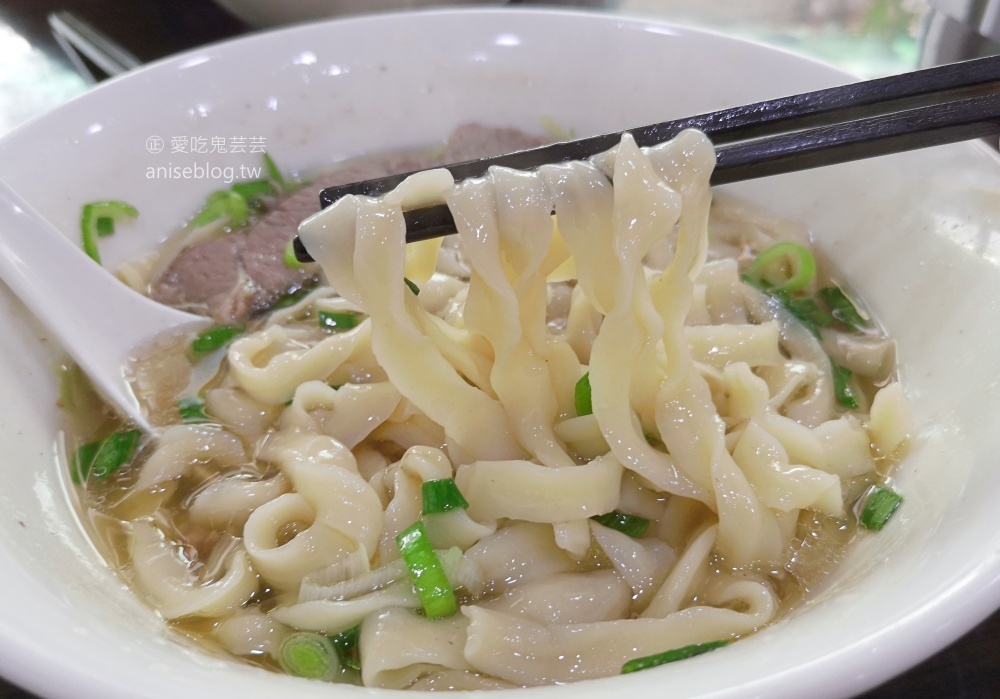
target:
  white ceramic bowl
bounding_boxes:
[1,8,1000,699]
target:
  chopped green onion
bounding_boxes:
[71,429,141,484]
[819,286,867,332]
[177,395,210,424]
[80,200,138,264]
[193,190,249,228]
[591,510,650,538]
[422,479,469,515]
[263,152,287,190]
[743,242,816,294]
[329,626,361,671]
[621,640,730,674]
[230,179,276,205]
[404,278,421,296]
[270,286,311,310]
[329,625,359,653]
[831,361,859,409]
[194,165,288,231]
[95,217,114,237]
[191,325,244,356]
[278,631,340,681]
[283,238,304,269]
[783,296,833,338]
[741,275,831,339]
[856,484,903,531]
[575,372,593,417]
[318,310,360,331]
[396,521,457,619]
[190,154,290,232]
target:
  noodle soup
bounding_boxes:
[65,129,912,689]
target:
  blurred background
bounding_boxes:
[0,0,951,134]
[0,0,997,697]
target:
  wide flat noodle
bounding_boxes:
[114,128,914,688]
[462,576,775,685]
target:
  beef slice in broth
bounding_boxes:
[150,124,547,323]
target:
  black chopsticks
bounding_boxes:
[292,54,1000,261]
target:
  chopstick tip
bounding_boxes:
[292,236,314,263]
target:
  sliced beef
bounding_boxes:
[150,125,547,323]
[150,187,318,322]
[443,123,548,162]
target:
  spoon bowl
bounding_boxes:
[0,179,208,431]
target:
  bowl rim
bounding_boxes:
[1,6,1000,699]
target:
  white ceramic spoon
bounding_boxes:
[0,179,209,432]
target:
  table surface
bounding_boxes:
[0,0,997,697]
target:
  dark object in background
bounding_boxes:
[922,0,1000,65]
[0,0,249,80]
